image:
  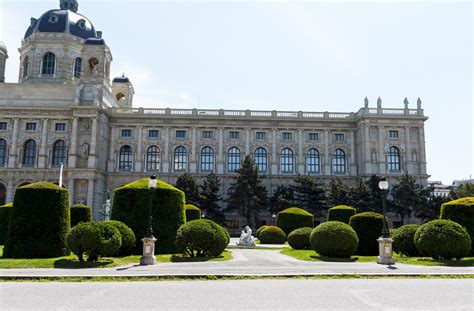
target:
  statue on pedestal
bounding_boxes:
[237,226,256,247]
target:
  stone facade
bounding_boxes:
[0,1,429,224]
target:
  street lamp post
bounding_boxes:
[377,177,394,265]
[140,175,157,265]
[272,213,276,226]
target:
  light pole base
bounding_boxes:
[377,237,395,265]
[140,236,157,265]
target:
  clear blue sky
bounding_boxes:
[1,0,472,184]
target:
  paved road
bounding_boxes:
[0,249,472,277]
[1,279,473,310]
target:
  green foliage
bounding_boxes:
[391,173,428,225]
[256,225,269,240]
[287,227,312,250]
[175,219,228,257]
[200,173,225,224]
[349,212,384,256]
[66,222,95,262]
[227,155,268,228]
[290,175,326,216]
[103,220,136,256]
[70,204,92,227]
[310,221,359,258]
[175,173,201,206]
[327,205,356,224]
[450,183,474,199]
[0,203,13,245]
[440,197,474,255]
[392,224,420,257]
[269,185,294,213]
[276,207,314,236]
[326,178,352,207]
[4,182,70,258]
[185,204,201,221]
[259,226,286,244]
[414,220,471,260]
[111,177,185,254]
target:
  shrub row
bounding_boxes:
[0,202,13,245]
[440,197,474,255]
[185,204,201,222]
[71,204,92,227]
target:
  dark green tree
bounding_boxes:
[227,155,268,228]
[269,185,294,213]
[350,178,372,212]
[175,173,201,206]
[414,185,447,222]
[364,174,384,213]
[450,183,474,199]
[200,173,225,224]
[390,174,425,225]
[326,178,351,207]
[290,175,326,216]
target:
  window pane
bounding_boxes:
[228,147,241,172]
[146,146,160,171]
[306,149,320,173]
[42,53,55,75]
[332,149,345,174]
[119,146,133,171]
[254,147,267,172]
[23,140,36,166]
[280,148,293,173]
[200,146,214,171]
[174,146,188,171]
[52,140,66,166]
[0,139,6,167]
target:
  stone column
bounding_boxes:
[217,128,224,174]
[271,128,277,174]
[364,125,371,174]
[88,117,98,168]
[162,127,170,173]
[245,128,250,155]
[87,178,95,208]
[418,127,427,175]
[404,127,412,173]
[350,131,355,175]
[190,127,197,173]
[37,119,49,168]
[6,180,14,204]
[8,118,19,168]
[378,126,385,174]
[324,130,330,175]
[68,117,78,168]
[136,125,143,172]
[297,129,304,174]
[68,178,75,206]
[107,126,115,172]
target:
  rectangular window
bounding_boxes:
[255,132,266,140]
[176,130,186,138]
[148,130,160,138]
[282,132,293,140]
[229,131,240,139]
[389,130,399,139]
[202,131,213,139]
[55,123,66,131]
[26,122,37,131]
[335,133,345,141]
[121,129,132,137]
[0,122,7,130]
[308,133,318,141]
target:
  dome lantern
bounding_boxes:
[60,0,78,13]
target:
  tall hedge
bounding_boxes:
[349,212,384,256]
[327,205,356,224]
[70,204,92,227]
[440,197,474,255]
[3,182,70,258]
[0,203,13,245]
[276,207,314,236]
[111,178,185,254]
[185,204,201,222]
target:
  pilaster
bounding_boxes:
[38,118,48,168]
[88,117,98,168]
[68,117,78,168]
[324,130,330,175]
[8,118,19,168]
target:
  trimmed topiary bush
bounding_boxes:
[111,177,185,254]
[414,219,471,260]
[392,224,420,257]
[175,219,228,257]
[256,225,269,240]
[440,197,474,255]
[287,227,312,250]
[349,212,384,256]
[276,207,314,236]
[185,204,201,222]
[66,222,95,262]
[70,204,92,227]
[310,221,359,258]
[103,220,136,256]
[0,203,13,245]
[259,226,286,244]
[4,182,70,258]
[327,205,356,224]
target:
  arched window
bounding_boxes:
[146,146,160,171]
[23,56,29,78]
[254,147,267,173]
[23,139,37,166]
[227,147,241,172]
[118,145,133,171]
[0,139,7,167]
[201,146,214,171]
[332,149,346,174]
[74,57,82,78]
[0,183,6,206]
[280,148,293,173]
[306,148,320,173]
[52,140,66,166]
[388,146,401,171]
[174,146,188,171]
[42,52,56,75]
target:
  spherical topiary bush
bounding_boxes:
[4,182,70,258]
[87,222,122,261]
[414,219,471,260]
[349,212,384,256]
[66,222,95,262]
[185,204,201,222]
[440,197,474,255]
[259,226,286,244]
[276,207,314,236]
[111,177,185,254]
[327,205,356,224]
[103,220,136,256]
[256,225,269,240]
[175,219,228,257]
[0,203,13,245]
[392,224,420,257]
[310,221,359,258]
[287,227,312,250]
[70,204,92,227]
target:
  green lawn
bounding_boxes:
[280,249,474,267]
[0,246,232,269]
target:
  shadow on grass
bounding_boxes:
[53,259,113,269]
[309,255,359,262]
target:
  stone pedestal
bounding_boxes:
[140,236,157,265]
[377,237,395,265]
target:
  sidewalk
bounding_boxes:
[0,248,472,278]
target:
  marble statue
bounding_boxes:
[237,226,255,247]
